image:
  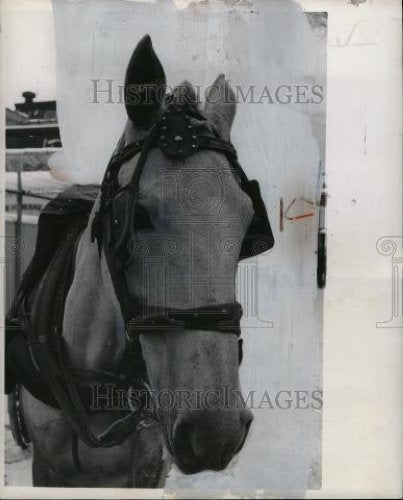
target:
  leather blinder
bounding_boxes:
[240,179,274,260]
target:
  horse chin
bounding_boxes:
[174,457,217,475]
[171,449,233,475]
[170,439,242,475]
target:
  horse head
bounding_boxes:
[109,35,254,474]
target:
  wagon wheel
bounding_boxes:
[317,230,327,289]
[7,384,31,450]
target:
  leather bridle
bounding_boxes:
[91,97,274,345]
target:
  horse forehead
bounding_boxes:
[117,148,253,233]
[142,151,251,220]
[138,149,239,195]
[119,148,236,192]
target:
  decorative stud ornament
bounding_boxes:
[158,103,199,158]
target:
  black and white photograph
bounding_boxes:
[1,0,401,498]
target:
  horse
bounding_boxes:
[8,34,274,487]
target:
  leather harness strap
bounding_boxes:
[21,222,150,448]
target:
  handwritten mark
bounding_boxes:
[349,0,366,6]
[282,198,316,223]
[331,23,377,48]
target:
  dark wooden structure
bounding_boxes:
[6,91,62,149]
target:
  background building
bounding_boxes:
[5,91,66,302]
[6,91,61,149]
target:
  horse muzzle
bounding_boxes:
[171,408,253,474]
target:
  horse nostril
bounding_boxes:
[244,413,253,433]
[241,409,254,427]
[236,411,253,453]
[173,419,196,460]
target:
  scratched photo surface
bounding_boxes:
[3,0,326,491]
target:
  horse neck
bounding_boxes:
[62,200,126,371]
[62,124,140,371]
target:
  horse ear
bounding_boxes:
[124,34,166,128]
[204,74,236,141]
